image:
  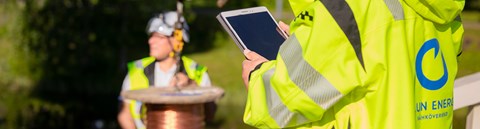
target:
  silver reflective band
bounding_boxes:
[189,61,197,71]
[263,68,309,127]
[135,60,143,69]
[279,34,343,109]
[384,0,404,20]
[133,101,146,129]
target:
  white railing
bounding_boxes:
[454,72,480,129]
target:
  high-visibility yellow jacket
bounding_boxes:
[245,0,464,128]
[126,56,208,129]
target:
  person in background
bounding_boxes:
[117,11,215,129]
[241,0,464,128]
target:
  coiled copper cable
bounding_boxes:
[146,104,205,129]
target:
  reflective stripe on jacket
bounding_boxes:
[244,0,464,128]
[126,56,208,129]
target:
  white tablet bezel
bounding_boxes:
[216,6,288,56]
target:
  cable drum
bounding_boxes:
[122,86,224,129]
[146,104,204,129]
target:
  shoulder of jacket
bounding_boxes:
[128,57,155,69]
[181,56,198,65]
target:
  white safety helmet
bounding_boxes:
[146,11,190,43]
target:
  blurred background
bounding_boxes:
[0,0,478,129]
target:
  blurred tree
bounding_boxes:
[21,0,178,128]
[466,0,480,11]
[0,0,260,128]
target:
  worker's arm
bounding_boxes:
[118,101,135,129]
[243,36,364,128]
[117,75,136,129]
[242,2,365,128]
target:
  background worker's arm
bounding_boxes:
[242,2,366,128]
[117,75,136,129]
[118,102,135,129]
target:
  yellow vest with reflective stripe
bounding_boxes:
[126,56,207,129]
[244,0,464,128]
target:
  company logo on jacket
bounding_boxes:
[415,38,448,90]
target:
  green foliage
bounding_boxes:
[453,107,469,129]
[457,34,480,77]
[1,0,261,128]
[258,0,291,10]
[0,86,65,129]
[465,0,480,11]
[0,1,48,128]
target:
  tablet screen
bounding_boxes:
[226,12,286,60]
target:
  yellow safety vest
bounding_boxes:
[244,0,464,128]
[126,56,207,129]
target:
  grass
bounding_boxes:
[186,32,255,129]
[462,11,480,22]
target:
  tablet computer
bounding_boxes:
[216,6,288,60]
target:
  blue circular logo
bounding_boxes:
[415,38,448,90]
